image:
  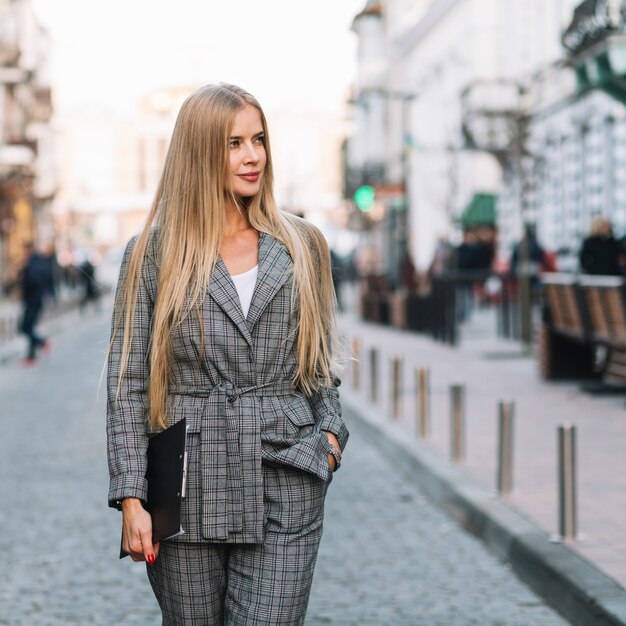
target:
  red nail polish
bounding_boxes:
[147,554,155,565]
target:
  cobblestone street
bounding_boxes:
[0,306,570,625]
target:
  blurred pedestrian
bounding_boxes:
[455,228,493,272]
[454,228,493,320]
[475,225,497,270]
[398,251,418,292]
[510,225,553,306]
[19,242,53,364]
[455,229,479,271]
[330,248,344,309]
[107,83,348,625]
[40,242,59,302]
[78,255,100,313]
[510,225,549,279]
[579,217,623,276]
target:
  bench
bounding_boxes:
[541,273,626,385]
[578,275,626,385]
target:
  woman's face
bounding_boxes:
[228,104,266,198]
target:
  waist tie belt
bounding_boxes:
[169,380,295,539]
[170,380,295,402]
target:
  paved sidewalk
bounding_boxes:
[0,296,22,360]
[0,305,571,625]
[338,310,626,622]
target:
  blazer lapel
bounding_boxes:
[246,232,293,330]
[208,257,254,347]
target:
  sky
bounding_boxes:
[32,0,366,117]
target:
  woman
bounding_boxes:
[579,216,624,276]
[107,83,348,625]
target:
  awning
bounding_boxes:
[460,192,497,228]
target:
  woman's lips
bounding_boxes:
[238,172,260,182]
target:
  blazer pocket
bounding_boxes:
[283,398,316,437]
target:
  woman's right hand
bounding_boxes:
[121,498,159,564]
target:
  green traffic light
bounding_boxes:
[354,185,375,212]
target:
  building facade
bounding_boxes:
[0,0,56,294]
[346,0,585,276]
[501,0,626,271]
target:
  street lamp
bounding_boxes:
[461,79,535,349]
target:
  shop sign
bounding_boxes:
[562,0,625,54]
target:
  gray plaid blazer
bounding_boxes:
[107,228,348,543]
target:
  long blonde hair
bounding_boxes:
[113,83,339,429]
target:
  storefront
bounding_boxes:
[497,0,626,270]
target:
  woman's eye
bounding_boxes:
[229,139,240,149]
[254,135,265,145]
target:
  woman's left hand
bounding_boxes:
[324,431,340,471]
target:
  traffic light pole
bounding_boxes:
[399,96,412,280]
[350,88,418,288]
[392,92,417,289]
[512,108,533,351]
[461,80,535,352]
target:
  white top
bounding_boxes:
[231,264,258,318]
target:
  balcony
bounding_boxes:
[0,5,19,67]
[29,85,53,122]
[567,35,626,104]
[0,142,36,179]
[562,2,626,104]
[460,80,528,161]
[0,66,30,85]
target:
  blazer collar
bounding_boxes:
[208,257,253,346]
[246,232,293,329]
[208,232,293,345]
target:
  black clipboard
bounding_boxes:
[119,417,188,558]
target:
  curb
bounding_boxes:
[341,388,626,626]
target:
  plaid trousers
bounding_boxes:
[146,462,330,625]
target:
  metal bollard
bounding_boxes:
[352,338,361,390]
[497,401,515,495]
[450,384,465,462]
[369,348,378,404]
[416,367,430,437]
[391,356,402,419]
[557,424,578,541]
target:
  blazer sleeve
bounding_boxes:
[309,376,349,450]
[106,234,158,508]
